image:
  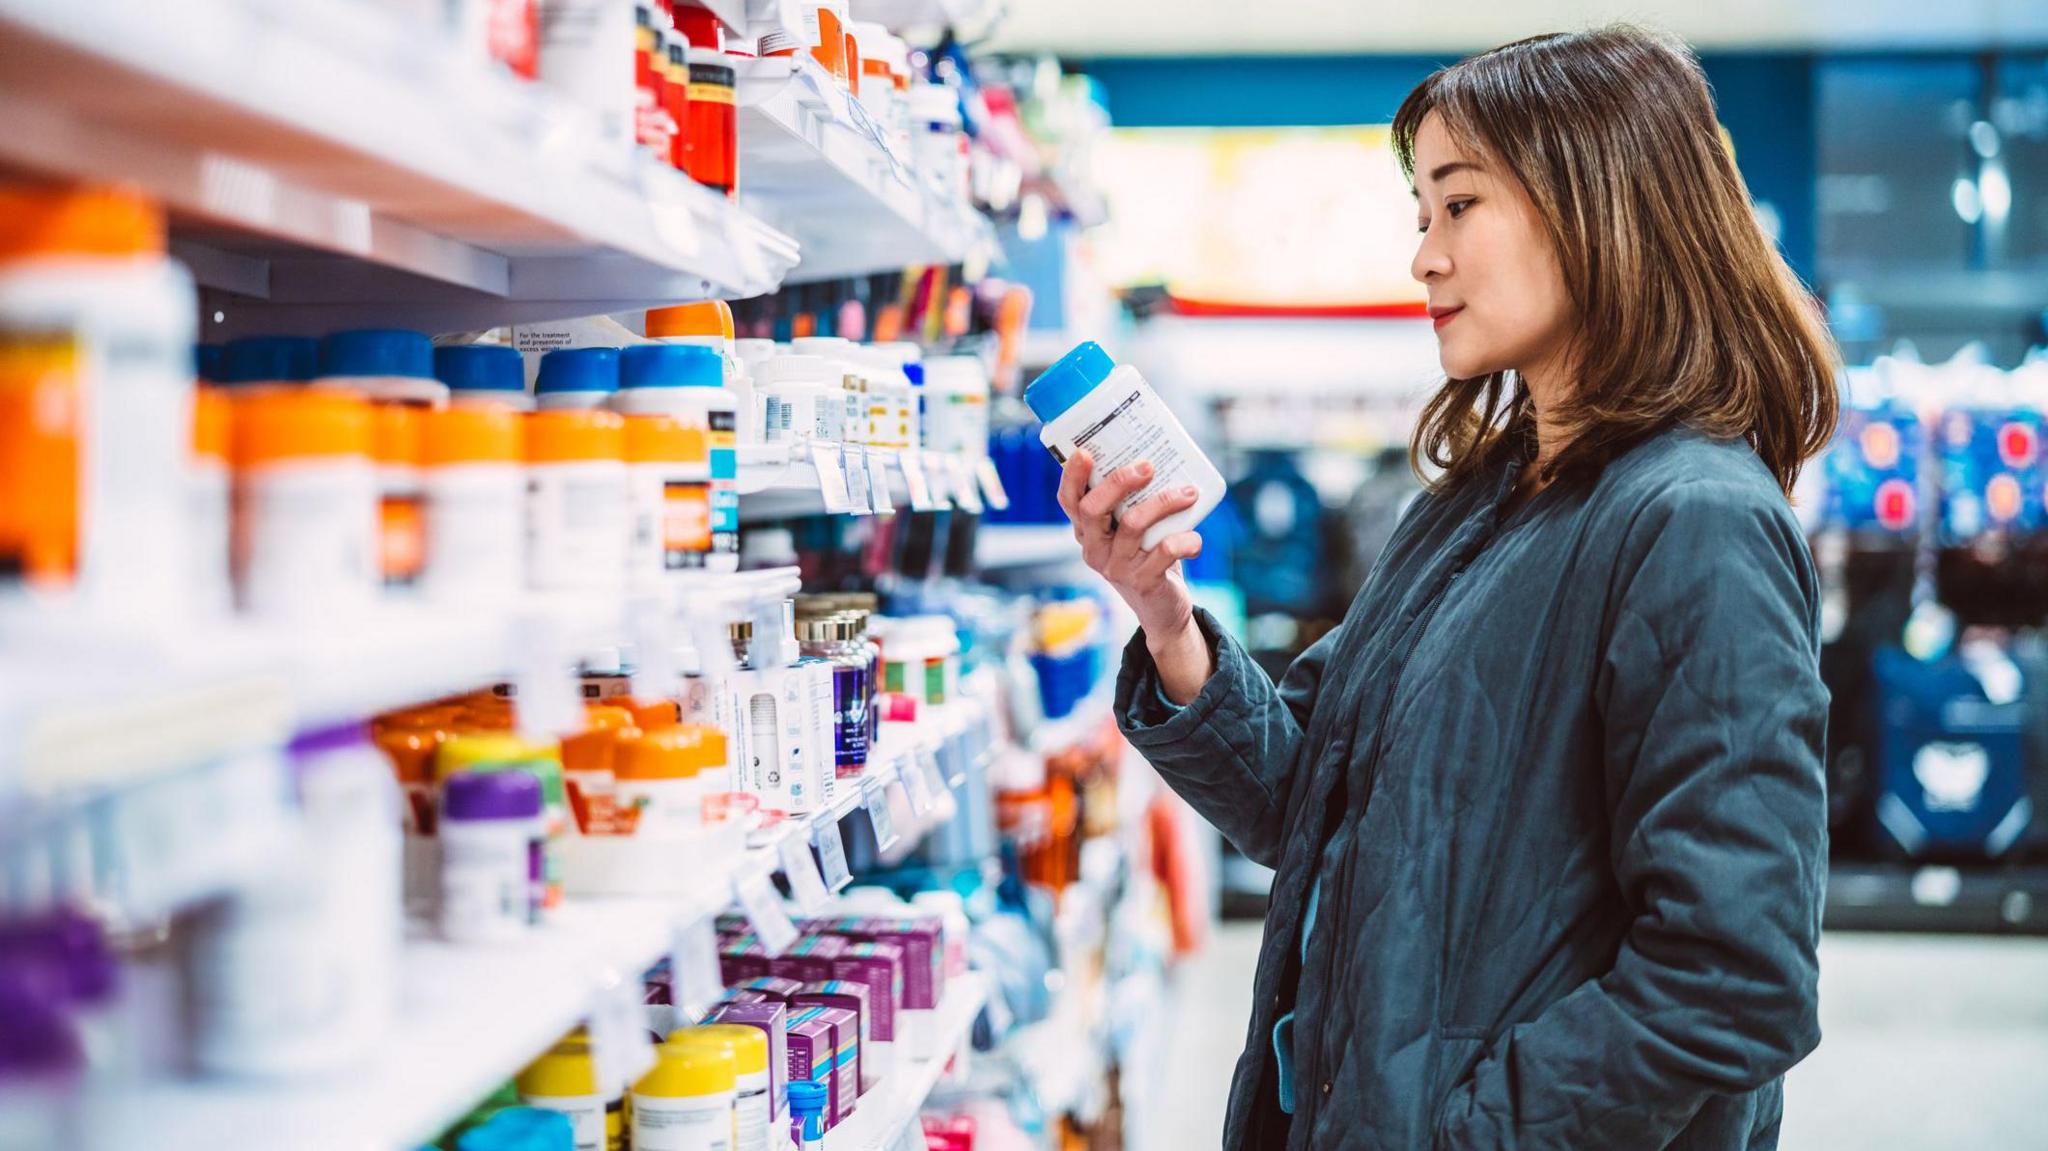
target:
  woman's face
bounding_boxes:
[1410,113,1576,385]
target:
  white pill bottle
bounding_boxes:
[1025,342,1224,550]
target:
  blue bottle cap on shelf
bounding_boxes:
[904,362,925,387]
[621,343,722,389]
[536,347,621,395]
[195,343,225,384]
[434,345,526,395]
[318,329,435,379]
[221,336,319,384]
[1024,341,1115,424]
[788,1079,829,1114]
[454,1107,573,1151]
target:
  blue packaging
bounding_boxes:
[1869,646,2033,859]
[1824,403,1923,535]
[1936,407,2046,543]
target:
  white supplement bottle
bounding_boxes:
[790,337,866,445]
[524,408,630,595]
[229,388,380,620]
[438,768,544,943]
[419,405,527,607]
[754,355,841,446]
[1025,341,1224,550]
[613,344,737,573]
[922,354,990,461]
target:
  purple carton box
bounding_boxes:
[808,1005,861,1122]
[768,932,846,985]
[794,981,872,1093]
[830,940,902,1046]
[719,936,770,985]
[705,999,789,1121]
[784,1005,840,1128]
[737,975,806,1003]
[823,914,944,1059]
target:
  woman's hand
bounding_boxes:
[1057,451,1214,703]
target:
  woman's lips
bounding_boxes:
[1431,306,1463,330]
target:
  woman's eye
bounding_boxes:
[1446,199,1475,219]
[1416,218,1431,234]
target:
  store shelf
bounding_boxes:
[848,0,998,35]
[738,55,996,284]
[976,524,1084,570]
[823,973,989,1151]
[0,0,800,335]
[738,441,985,521]
[1823,861,2048,935]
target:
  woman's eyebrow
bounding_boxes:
[1411,160,1481,199]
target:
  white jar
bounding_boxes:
[872,341,923,451]
[614,345,738,574]
[624,413,714,588]
[419,406,527,607]
[615,726,723,834]
[438,768,544,943]
[525,409,630,594]
[754,355,841,445]
[186,725,401,1076]
[230,389,380,621]
[0,185,196,625]
[790,337,866,445]
[536,0,638,158]
[921,354,990,462]
[1025,341,1225,550]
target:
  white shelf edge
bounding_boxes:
[974,524,1084,570]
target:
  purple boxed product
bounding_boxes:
[837,916,941,1010]
[768,932,846,985]
[785,1006,840,1128]
[715,912,748,935]
[738,975,806,1003]
[726,989,773,1005]
[706,998,789,1120]
[809,1005,861,1122]
[831,941,902,1045]
[795,981,873,1093]
[720,936,770,985]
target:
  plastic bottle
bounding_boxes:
[185,724,401,1077]
[755,355,841,446]
[910,83,967,200]
[790,337,865,445]
[614,344,738,572]
[786,1079,828,1149]
[614,725,726,834]
[438,768,544,942]
[669,1026,771,1151]
[632,1037,739,1151]
[419,405,526,607]
[220,335,319,388]
[1026,341,1224,549]
[644,301,754,446]
[0,184,195,620]
[876,615,959,706]
[536,0,637,156]
[518,1034,625,1151]
[663,26,692,174]
[189,387,232,615]
[435,344,533,410]
[623,413,713,586]
[633,3,673,162]
[535,346,621,411]
[437,733,570,915]
[921,355,990,462]
[871,342,923,450]
[524,408,629,594]
[797,614,870,782]
[685,44,738,197]
[318,328,448,406]
[369,402,426,592]
[230,388,379,619]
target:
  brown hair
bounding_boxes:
[1391,25,1838,495]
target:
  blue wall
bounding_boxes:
[1078,53,1818,285]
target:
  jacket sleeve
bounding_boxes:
[1115,606,1336,868]
[1435,483,1829,1149]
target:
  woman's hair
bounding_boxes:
[1391,25,1839,496]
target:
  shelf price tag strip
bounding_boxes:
[868,450,897,514]
[901,452,938,511]
[917,745,951,805]
[814,817,853,892]
[778,830,832,916]
[844,444,875,516]
[813,442,857,514]
[735,871,801,955]
[974,456,1011,511]
[948,456,985,514]
[673,913,728,1021]
[900,749,936,817]
[864,777,900,851]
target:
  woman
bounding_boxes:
[1057,26,1837,1151]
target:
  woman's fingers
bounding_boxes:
[1077,460,1153,522]
[1133,530,1203,584]
[1109,484,1200,561]
[1055,450,1094,522]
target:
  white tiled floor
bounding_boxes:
[1144,923,2048,1149]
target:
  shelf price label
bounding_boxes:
[868,450,897,514]
[900,751,936,817]
[588,971,658,1097]
[901,452,939,511]
[918,743,952,797]
[778,832,832,916]
[672,914,727,1020]
[948,456,985,514]
[813,442,857,514]
[864,779,900,851]
[735,872,801,955]
[844,444,875,516]
[814,818,853,892]
[975,456,1012,511]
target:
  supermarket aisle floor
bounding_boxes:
[1148,923,2048,1149]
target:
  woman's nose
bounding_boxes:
[1411,223,1451,283]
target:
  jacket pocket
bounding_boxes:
[1427,1033,1489,1143]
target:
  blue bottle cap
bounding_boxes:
[318,329,434,379]
[536,347,621,395]
[788,1079,829,1114]
[904,362,925,387]
[434,345,526,395]
[621,343,722,389]
[1023,341,1115,424]
[221,336,319,384]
